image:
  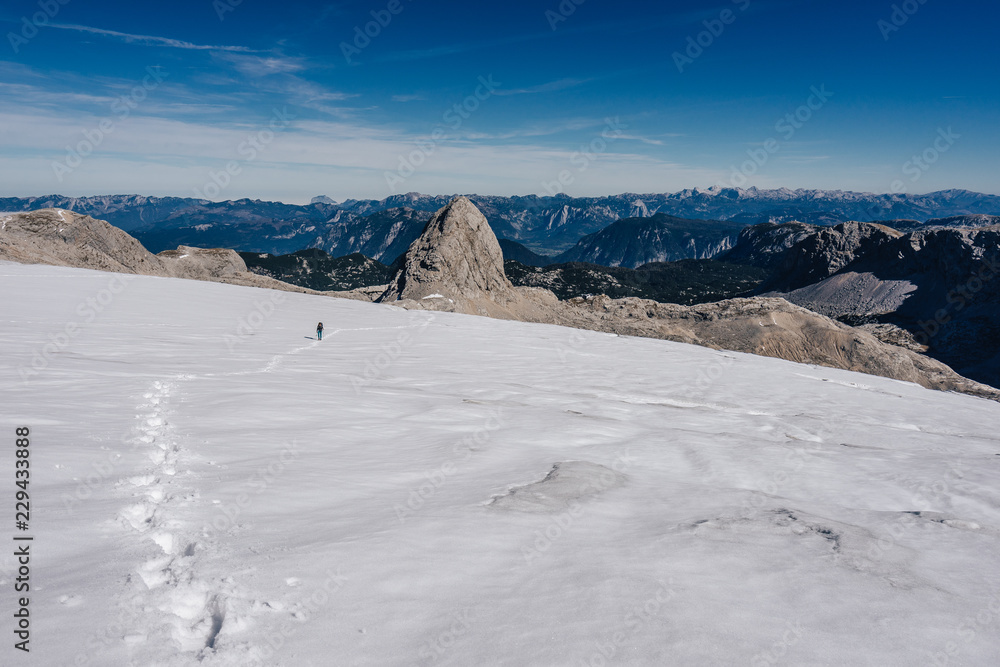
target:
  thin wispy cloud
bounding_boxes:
[618,134,666,146]
[0,0,994,199]
[216,53,308,77]
[494,78,592,97]
[374,8,750,65]
[48,23,255,52]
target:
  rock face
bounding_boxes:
[377,197,525,317]
[240,249,394,292]
[0,209,320,294]
[553,213,744,268]
[727,220,1000,388]
[5,205,996,400]
[1,209,169,275]
[157,246,251,281]
[371,199,999,400]
[553,295,998,400]
[727,221,905,291]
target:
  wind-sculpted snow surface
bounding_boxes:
[489,461,627,513]
[2,261,1000,665]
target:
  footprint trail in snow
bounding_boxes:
[115,378,237,661]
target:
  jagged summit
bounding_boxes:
[377,196,521,316]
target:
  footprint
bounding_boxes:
[119,503,156,532]
[136,556,173,589]
[148,531,175,555]
[285,578,301,587]
[58,594,83,607]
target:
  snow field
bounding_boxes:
[1,261,999,666]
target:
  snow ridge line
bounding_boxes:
[115,377,234,661]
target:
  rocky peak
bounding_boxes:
[0,208,167,275]
[772,221,904,290]
[377,196,517,311]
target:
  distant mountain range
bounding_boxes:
[2,188,998,261]
[4,200,997,399]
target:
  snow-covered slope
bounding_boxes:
[2,262,999,666]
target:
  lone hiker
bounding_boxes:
[317,322,324,340]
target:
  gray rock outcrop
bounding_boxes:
[1,208,169,275]
[377,197,529,317]
[373,197,999,400]
[0,209,319,294]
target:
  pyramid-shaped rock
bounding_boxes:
[378,196,517,311]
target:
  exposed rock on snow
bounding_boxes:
[0,208,170,275]
[379,197,512,301]
[731,220,1000,388]
[0,208,324,295]
[489,461,627,513]
[157,245,250,281]
[3,204,996,400]
[373,198,999,400]
[553,295,999,400]
[377,196,541,318]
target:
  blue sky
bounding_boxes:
[1,0,997,203]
